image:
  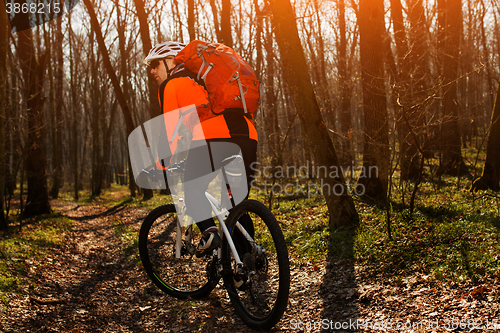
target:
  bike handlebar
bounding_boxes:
[140,159,186,183]
[139,154,242,184]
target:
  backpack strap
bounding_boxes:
[169,105,197,143]
[157,66,208,144]
[158,65,207,112]
[169,65,207,90]
[158,79,168,110]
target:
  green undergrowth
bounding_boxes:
[56,183,175,211]
[251,173,500,283]
[354,181,500,283]
[55,170,500,284]
[0,174,495,314]
[112,219,139,260]
[269,195,331,265]
[57,183,136,208]
[0,213,72,306]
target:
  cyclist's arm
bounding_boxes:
[157,78,208,169]
[160,82,182,164]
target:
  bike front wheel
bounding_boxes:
[222,199,290,330]
[139,204,218,299]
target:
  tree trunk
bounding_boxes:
[357,0,390,202]
[172,0,184,42]
[188,0,196,41]
[132,0,157,199]
[337,0,353,167]
[437,0,466,175]
[83,0,135,140]
[50,17,64,198]
[221,0,233,47]
[480,0,494,110]
[264,18,279,166]
[253,0,263,76]
[209,0,221,42]
[391,0,420,181]
[4,58,15,200]
[83,0,136,196]
[268,0,358,227]
[44,22,56,196]
[68,12,79,201]
[0,1,7,229]
[313,0,335,132]
[17,15,51,216]
[99,101,118,193]
[471,78,500,191]
[90,31,102,197]
[133,0,161,118]
[408,0,437,159]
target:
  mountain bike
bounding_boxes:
[138,157,290,330]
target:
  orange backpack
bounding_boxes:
[175,40,261,118]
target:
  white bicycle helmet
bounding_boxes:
[144,41,186,66]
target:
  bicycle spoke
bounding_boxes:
[139,204,218,299]
[222,200,290,330]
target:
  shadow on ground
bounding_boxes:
[320,226,360,332]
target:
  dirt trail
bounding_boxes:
[2,202,342,332]
[3,201,498,332]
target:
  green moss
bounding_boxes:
[0,213,73,306]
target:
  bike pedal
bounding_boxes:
[233,277,250,291]
[195,249,216,258]
[233,277,244,289]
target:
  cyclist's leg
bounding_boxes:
[183,141,221,254]
[183,139,257,254]
[234,137,258,241]
[210,137,257,204]
[184,139,253,225]
[184,140,247,254]
[183,141,219,227]
[214,138,257,255]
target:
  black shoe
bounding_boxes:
[196,228,221,257]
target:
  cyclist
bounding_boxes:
[144,41,258,257]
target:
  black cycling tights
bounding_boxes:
[183,138,257,232]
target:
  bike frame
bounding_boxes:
[172,192,255,269]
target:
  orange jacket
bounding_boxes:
[158,69,258,154]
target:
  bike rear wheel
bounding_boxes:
[222,199,290,330]
[139,204,218,299]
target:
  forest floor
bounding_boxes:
[1,189,500,332]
